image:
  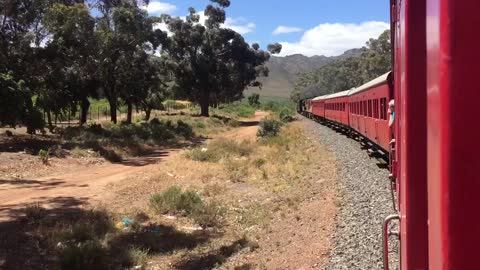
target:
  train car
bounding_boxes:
[311,95,328,120]
[324,90,351,126]
[304,98,313,116]
[381,0,429,269]
[425,1,480,269]
[348,73,392,151]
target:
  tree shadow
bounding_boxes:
[173,238,250,270]
[0,196,216,270]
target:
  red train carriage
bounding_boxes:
[426,1,480,269]
[311,95,327,120]
[348,72,392,151]
[324,90,350,126]
[304,98,313,116]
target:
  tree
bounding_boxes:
[161,1,281,116]
[248,93,260,107]
[95,0,167,123]
[292,30,390,101]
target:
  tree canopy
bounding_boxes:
[0,0,282,131]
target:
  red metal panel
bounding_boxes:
[395,0,429,269]
[427,0,480,269]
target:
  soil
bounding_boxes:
[0,112,267,220]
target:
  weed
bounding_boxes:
[237,203,271,228]
[203,183,226,197]
[192,201,226,228]
[225,158,249,183]
[71,147,91,158]
[24,203,47,221]
[149,186,203,215]
[279,108,295,123]
[253,158,266,168]
[186,139,253,162]
[185,148,220,162]
[127,247,149,269]
[257,118,281,138]
[38,149,50,164]
[175,120,194,139]
[58,240,106,270]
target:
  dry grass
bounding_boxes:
[82,120,336,269]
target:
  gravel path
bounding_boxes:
[302,117,399,270]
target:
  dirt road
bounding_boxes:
[0,112,266,220]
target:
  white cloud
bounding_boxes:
[278,21,389,57]
[223,17,256,35]
[142,1,176,15]
[272,26,303,35]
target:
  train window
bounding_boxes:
[363,101,367,116]
[380,98,387,120]
[368,100,372,117]
[373,100,378,118]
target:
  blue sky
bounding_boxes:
[144,0,390,56]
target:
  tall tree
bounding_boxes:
[162,1,281,116]
[95,0,166,123]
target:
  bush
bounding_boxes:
[38,149,50,164]
[149,186,203,215]
[257,118,281,137]
[175,120,194,139]
[192,201,226,228]
[279,108,294,123]
[247,93,260,107]
[25,107,45,134]
[59,240,106,270]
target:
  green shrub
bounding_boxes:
[247,93,260,107]
[25,107,45,134]
[149,186,203,215]
[192,201,226,228]
[38,149,50,164]
[279,108,294,123]
[59,240,106,270]
[175,120,194,139]
[257,118,281,137]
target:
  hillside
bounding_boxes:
[246,49,362,98]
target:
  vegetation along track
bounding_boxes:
[301,117,399,270]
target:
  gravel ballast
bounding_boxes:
[302,118,399,270]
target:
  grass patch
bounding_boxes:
[149,186,225,227]
[213,102,256,118]
[185,139,253,163]
[257,118,281,138]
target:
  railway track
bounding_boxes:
[302,117,399,269]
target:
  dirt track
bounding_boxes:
[0,112,267,220]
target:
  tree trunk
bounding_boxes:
[126,102,133,124]
[199,90,209,117]
[109,99,117,124]
[80,98,90,126]
[145,108,152,121]
[46,110,53,131]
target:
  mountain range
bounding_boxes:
[245,48,362,99]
